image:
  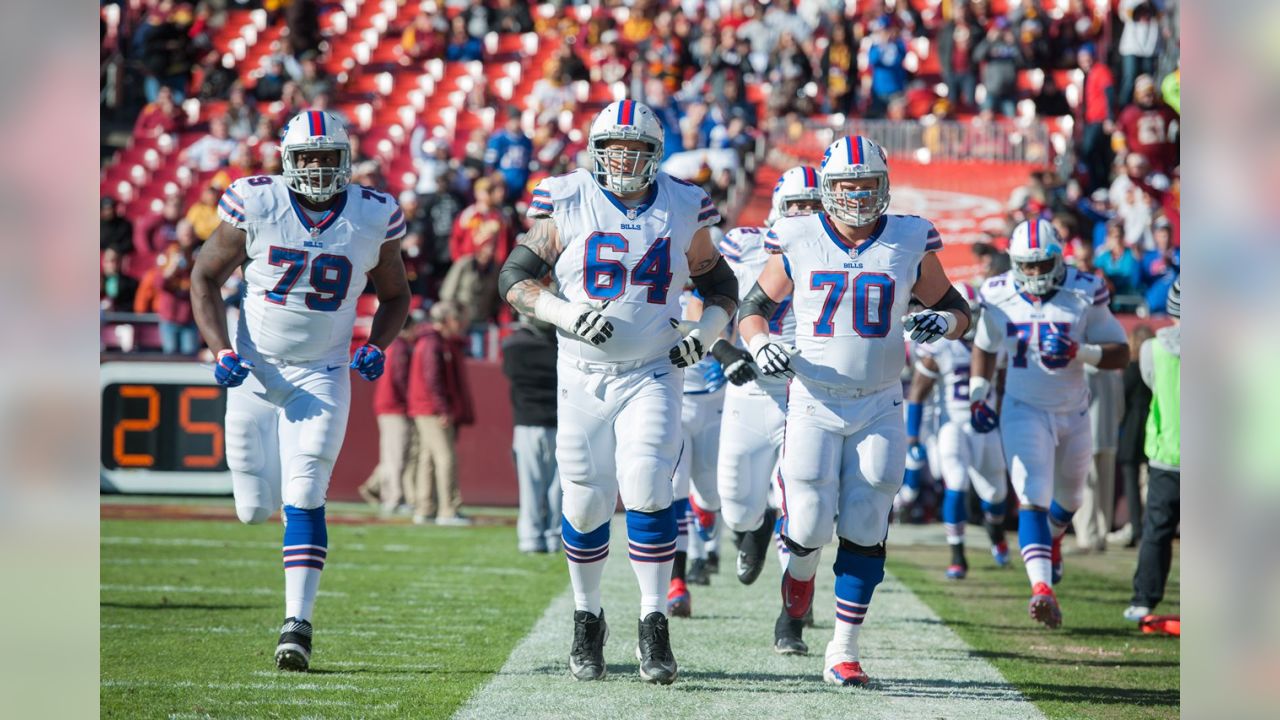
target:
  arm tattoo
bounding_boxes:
[504,219,561,316]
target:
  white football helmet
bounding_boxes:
[819,135,890,227]
[955,280,980,340]
[588,99,664,194]
[770,166,823,222]
[281,109,351,203]
[1008,219,1066,296]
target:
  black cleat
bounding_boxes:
[636,612,678,684]
[774,610,808,655]
[275,617,313,671]
[736,508,776,585]
[687,558,711,585]
[706,551,720,574]
[569,609,609,681]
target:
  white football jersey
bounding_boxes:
[916,338,978,423]
[975,266,1127,412]
[723,226,795,346]
[529,168,720,364]
[775,212,943,390]
[217,176,404,364]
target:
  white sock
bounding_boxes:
[285,567,323,621]
[786,548,822,582]
[825,621,863,665]
[631,558,673,617]
[569,559,606,615]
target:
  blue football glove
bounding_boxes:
[1039,328,1078,368]
[214,350,254,387]
[970,401,999,433]
[702,358,726,391]
[349,343,386,381]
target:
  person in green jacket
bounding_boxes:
[1161,67,1179,114]
[1125,277,1180,621]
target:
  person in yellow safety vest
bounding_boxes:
[1125,277,1180,622]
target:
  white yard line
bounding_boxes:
[456,518,1043,720]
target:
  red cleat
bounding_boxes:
[688,496,718,541]
[1029,582,1062,629]
[824,661,870,687]
[781,572,814,619]
[667,578,691,618]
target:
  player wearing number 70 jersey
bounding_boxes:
[739,135,972,687]
[190,109,411,672]
[969,218,1128,629]
[498,99,738,686]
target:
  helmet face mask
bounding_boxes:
[1008,219,1066,296]
[281,110,351,203]
[818,136,891,228]
[588,100,664,195]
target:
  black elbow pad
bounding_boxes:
[929,284,972,320]
[498,245,551,299]
[691,255,738,305]
[739,282,779,321]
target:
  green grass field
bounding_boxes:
[889,542,1180,720]
[101,513,567,719]
[102,505,1179,719]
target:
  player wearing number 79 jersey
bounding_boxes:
[739,135,973,687]
[190,109,411,672]
[969,218,1128,629]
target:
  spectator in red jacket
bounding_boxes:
[449,176,514,263]
[360,316,421,518]
[408,300,475,525]
[155,220,200,355]
[1077,45,1116,192]
[133,85,187,138]
[1113,74,1180,177]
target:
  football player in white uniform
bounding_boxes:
[906,282,1011,580]
[190,110,411,671]
[739,136,972,686]
[969,219,1129,628]
[498,100,737,685]
[666,287,728,618]
[715,166,820,654]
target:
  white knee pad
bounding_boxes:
[235,503,273,525]
[618,455,676,513]
[561,482,615,533]
[227,412,279,525]
[282,455,333,509]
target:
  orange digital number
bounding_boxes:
[179,386,224,468]
[113,385,159,467]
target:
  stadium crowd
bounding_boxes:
[101,0,1180,355]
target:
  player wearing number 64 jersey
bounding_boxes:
[191,109,411,672]
[970,218,1128,629]
[739,135,972,687]
[498,99,737,685]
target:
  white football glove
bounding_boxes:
[536,295,614,346]
[668,318,706,368]
[902,310,956,344]
[748,335,795,379]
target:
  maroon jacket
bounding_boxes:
[408,326,475,424]
[372,335,414,416]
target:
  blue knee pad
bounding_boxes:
[283,505,327,570]
[942,489,968,526]
[626,507,677,563]
[981,496,1008,524]
[1048,500,1075,531]
[902,466,922,494]
[833,545,885,626]
[561,517,610,563]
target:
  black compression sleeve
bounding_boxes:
[498,245,551,298]
[739,281,779,321]
[691,255,738,305]
[928,284,973,325]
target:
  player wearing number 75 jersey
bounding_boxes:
[739,135,972,687]
[969,218,1128,630]
[498,100,737,686]
[190,110,411,672]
